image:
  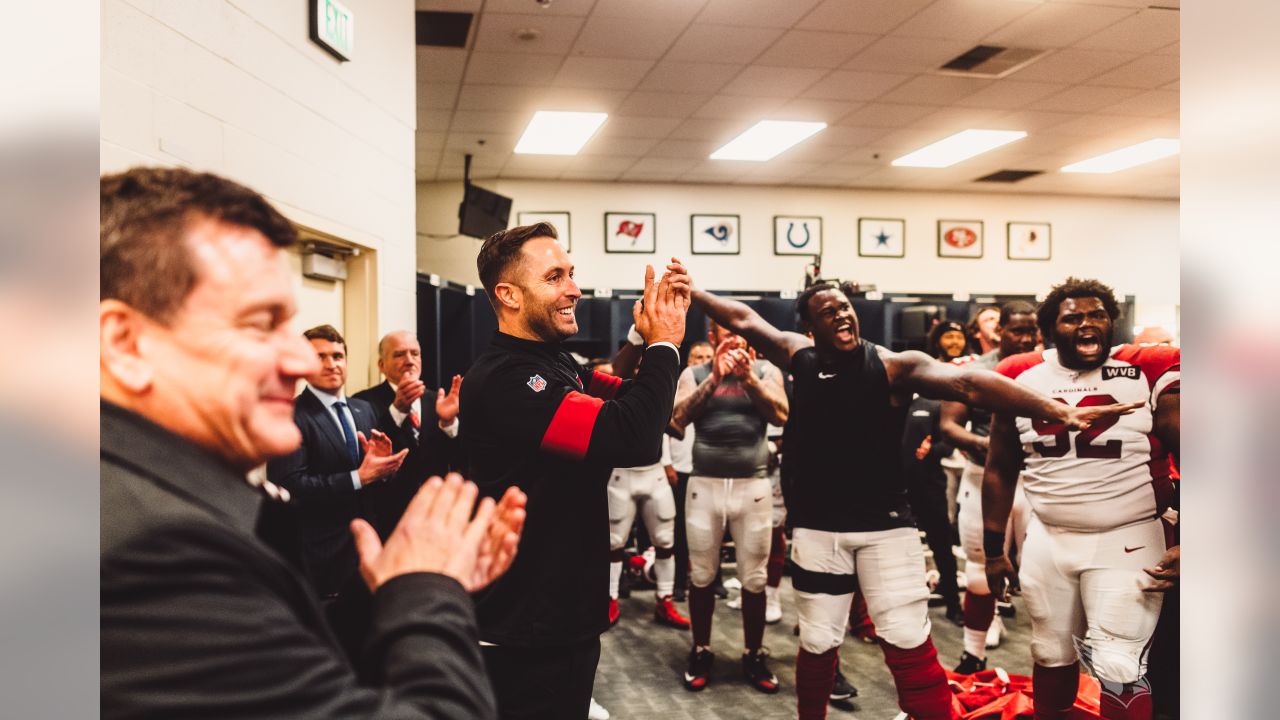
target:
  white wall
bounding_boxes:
[101,0,418,385]
[418,180,1179,331]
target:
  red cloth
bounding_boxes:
[945,668,1103,719]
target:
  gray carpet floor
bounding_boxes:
[594,576,1032,720]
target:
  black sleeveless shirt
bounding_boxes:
[782,340,913,532]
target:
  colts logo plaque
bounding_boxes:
[774,216,822,256]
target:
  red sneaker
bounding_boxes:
[654,595,691,629]
[608,598,620,627]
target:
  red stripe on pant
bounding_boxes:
[766,526,786,587]
[880,637,958,720]
[539,391,603,460]
[796,648,838,720]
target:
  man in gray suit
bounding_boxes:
[101,166,526,719]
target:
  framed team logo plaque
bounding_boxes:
[690,214,740,255]
[517,211,571,252]
[1007,221,1052,261]
[937,219,984,259]
[858,217,905,258]
[604,212,656,254]
[774,216,822,256]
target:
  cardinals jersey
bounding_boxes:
[996,345,1179,532]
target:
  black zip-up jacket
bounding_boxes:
[459,332,680,646]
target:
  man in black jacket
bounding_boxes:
[461,222,690,719]
[101,166,526,719]
[354,330,463,538]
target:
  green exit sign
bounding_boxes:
[310,0,354,62]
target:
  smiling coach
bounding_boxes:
[460,222,690,719]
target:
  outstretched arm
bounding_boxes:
[691,289,810,372]
[885,350,1141,429]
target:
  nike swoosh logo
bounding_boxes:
[818,372,837,379]
[1124,545,1145,553]
[754,496,765,502]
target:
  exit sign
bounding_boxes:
[310,0,354,62]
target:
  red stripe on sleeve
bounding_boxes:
[540,391,604,460]
[586,371,623,400]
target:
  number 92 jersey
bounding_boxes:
[995,345,1180,532]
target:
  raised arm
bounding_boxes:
[737,354,788,426]
[691,289,810,372]
[672,362,718,431]
[938,399,987,458]
[885,350,1141,430]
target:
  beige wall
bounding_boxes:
[100,0,417,389]
[418,179,1179,333]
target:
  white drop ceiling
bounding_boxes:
[414,0,1179,199]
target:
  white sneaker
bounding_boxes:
[765,585,782,624]
[588,697,610,720]
[726,595,742,609]
[986,614,1004,649]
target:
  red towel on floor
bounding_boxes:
[945,669,1103,719]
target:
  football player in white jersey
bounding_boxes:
[983,278,1180,720]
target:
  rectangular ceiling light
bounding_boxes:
[1060,138,1180,173]
[710,120,827,161]
[514,111,608,155]
[891,129,1027,168]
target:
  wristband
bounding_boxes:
[627,324,644,346]
[983,529,1006,558]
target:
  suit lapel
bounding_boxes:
[299,387,351,464]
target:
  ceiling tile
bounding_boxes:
[893,0,1039,42]
[416,131,447,151]
[592,0,709,24]
[594,115,684,139]
[668,117,751,141]
[843,36,979,74]
[552,57,655,90]
[1073,8,1180,54]
[637,61,743,94]
[448,110,529,134]
[417,0,483,13]
[617,91,708,118]
[720,66,828,97]
[807,125,889,147]
[1009,48,1139,84]
[626,157,701,174]
[837,102,939,128]
[418,109,453,132]
[984,3,1139,48]
[774,98,862,124]
[908,105,1007,130]
[1043,113,1147,137]
[444,131,520,155]
[952,80,1068,110]
[416,47,468,84]
[483,0,594,16]
[1089,54,1180,89]
[472,13,585,55]
[465,52,564,85]
[796,0,933,35]
[799,70,911,102]
[418,83,460,111]
[576,136,660,157]
[1101,89,1179,118]
[648,138,720,159]
[693,94,789,120]
[754,30,878,69]
[560,168,627,181]
[665,24,785,64]
[877,75,991,105]
[988,109,1080,131]
[570,15,685,60]
[564,155,639,173]
[695,0,824,28]
[1036,84,1144,113]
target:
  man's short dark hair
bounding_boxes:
[304,324,346,349]
[795,281,855,327]
[476,222,559,309]
[999,300,1037,326]
[1036,277,1122,339]
[101,167,297,323]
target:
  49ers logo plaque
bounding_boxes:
[937,219,984,258]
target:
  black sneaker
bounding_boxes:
[742,647,780,694]
[712,579,729,599]
[945,603,965,627]
[830,668,858,700]
[672,586,687,602]
[683,648,713,691]
[954,651,987,675]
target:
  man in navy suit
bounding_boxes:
[267,324,408,600]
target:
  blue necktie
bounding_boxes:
[331,401,361,467]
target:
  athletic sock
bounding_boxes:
[766,526,786,587]
[880,637,957,720]
[1032,663,1081,720]
[962,591,996,658]
[689,583,716,647]
[654,554,675,599]
[741,589,766,652]
[609,560,622,600]
[1098,681,1153,720]
[795,648,838,720]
